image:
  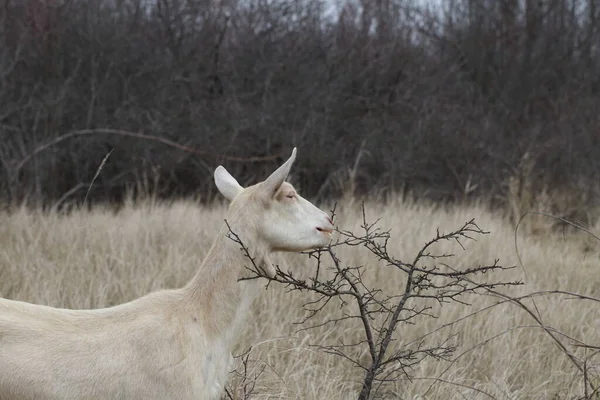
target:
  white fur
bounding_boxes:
[0,147,333,400]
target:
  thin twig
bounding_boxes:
[14,128,283,177]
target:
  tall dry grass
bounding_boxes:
[0,198,599,399]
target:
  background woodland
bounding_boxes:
[0,0,598,217]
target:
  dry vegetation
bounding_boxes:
[1,197,599,399]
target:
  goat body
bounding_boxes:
[0,289,230,400]
[0,226,257,400]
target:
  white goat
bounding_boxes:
[0,148,334,400]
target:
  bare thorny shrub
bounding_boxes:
[221,206,600,399]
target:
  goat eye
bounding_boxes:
[286,193,295,199]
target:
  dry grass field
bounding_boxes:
[1,197,599,399]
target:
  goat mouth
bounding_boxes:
[317,227,334,238]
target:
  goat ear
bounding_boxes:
[214,166,244,201]
[261,147,297,197]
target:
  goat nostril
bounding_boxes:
[327,217,334,225]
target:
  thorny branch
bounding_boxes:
[223,346,266,400]
[14,128,282,178]
[225,204,522,399]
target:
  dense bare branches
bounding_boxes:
[0,0,599,212]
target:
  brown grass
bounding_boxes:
[1,198,599,399]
